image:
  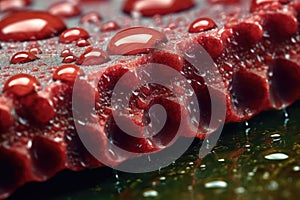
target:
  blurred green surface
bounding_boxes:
[10,102,300,200]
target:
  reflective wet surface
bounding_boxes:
[9,101,300,199]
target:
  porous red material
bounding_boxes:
[1,0,300,198]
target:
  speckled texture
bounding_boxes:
[1,0,300,198]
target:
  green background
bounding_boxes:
[9,102,300,200]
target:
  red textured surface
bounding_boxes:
[1,0,300,198]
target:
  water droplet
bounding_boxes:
[107,27,168,55]
[59,27,90,44]
[204,180,228,188]
[10,51,38,64]
[48,1,81,18]
[77,120,86,126]
[29,47,42,55]
[262,172,270,179]
[283,108,290,126]
[123,0,195,16]
[293,166,300,172]
[80,12,102,25]
[100,21,121,32]
[248,171,255,177]
[60,49,73,57]
[235,187,246,194]
[62,55,77,63]
[76,47,110,65]
[267,181,279,191]
[270,133,281,142]
[188,17,217,33]
[3,74,40,97]
[76,39,90,47]
[143,189,158,197]
[53,64,82,83]
[0,11,66,42]
[0,0,31,12]
[270,133,281,138]
[264,153,289,160]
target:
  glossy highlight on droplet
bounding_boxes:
[188,17,217,33]
[60,49,72,57]
[29,47,42,55]
[80,12,102,25]
[0,0,31,12]
[62,55,77,63]
[76,39,90,47]
[0,11,66,42]
[3,74,40,97]
[48,1,81,18]
[10,51,38,64]
[53,64,82,83]
[59,27,90,44]
[76,47,110,65]
[107,27,168,55]
[100,21,121,32]
[123,0,195,16]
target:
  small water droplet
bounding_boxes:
[283,108,290,126]
[270,133,281,138]
[248,172,255,177]
[235,187,246,194]
[188,162,194,165]
[188,17,217,33]
[267,181,279,191]
[293,166,300,172]
[270,133,281,142]
[264,153,289,160]
[262,172,270,180]
[245,121,249,127]
[77,120,86,126]
[143,189,158,197]
[204,180,228,189]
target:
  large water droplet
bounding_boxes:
[0,11,66,42]
[107,27,168,55]
[123,0,195,16]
